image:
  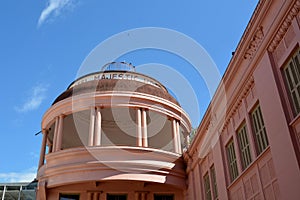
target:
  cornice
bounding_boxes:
[184,0,300,156]
[226,0,267,66]
[221,76,255,132]
[190,75,254,153]
[244,26,265,59]
[268,0,300,52]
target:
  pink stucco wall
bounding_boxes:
[186,0,300,199]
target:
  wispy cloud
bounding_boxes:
[15,84,48,113]
[38,0,75,27]
[0,167,36,183]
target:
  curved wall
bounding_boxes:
[37,70,192,200]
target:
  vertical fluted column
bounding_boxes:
[55,115,64,152]
[176,121,182,154]
[141,109,148,147]
[94,107,102,146]
[88,107,96,146]
[38,130,48,169]
[52,117,59,151]
[172,119,179,153]
[136,108,143,147]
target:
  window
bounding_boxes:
[203,166,218,200]
[251,105,269,155]
[107,194,127,200]
[210,166,218,199]
[154,194,174,200]
[226,139,239,182]
[59,194,80,200]
[203,173,212,200]
[283,49,300,115]
[237,124,252,170]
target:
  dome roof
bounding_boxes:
[53,78,179,106]
[53,62,179,106]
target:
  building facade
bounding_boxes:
[36,62,191,200]
[0,182,36,200]
[36,0,300,199]
[185,0,300,199]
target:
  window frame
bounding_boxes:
[153,194,174,200]
[226,138,239,182]
[59,193,80,200]
[203,172,212,200]
[106,194,127,200]
[210,165,218,200]
[283,49,300,116]
[237,123,252,170]
[251,105,269,155]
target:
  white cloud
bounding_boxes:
[38,0,75,27]
[15,84,48,113]
[0,168,36,183]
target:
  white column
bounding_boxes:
[142,109,148,147]
[17,185,22,200]
[2,185,6,200]
[38,130,48,169]
[88,107,96,146]
[94,107,102,146]
[176,121,182,154]
[55,115,64,151]
[172,119,179,153]
[136,108,142,147]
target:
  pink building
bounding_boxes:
[185,0,300,199]
[36,62,191,200]
[36,0,300,199]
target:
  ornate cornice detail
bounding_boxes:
[221,76,255,132]
[268,0,300,52]
[244,26,264,59]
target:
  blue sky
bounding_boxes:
[0,0,258,182]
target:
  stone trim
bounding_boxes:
[268,0,300,52]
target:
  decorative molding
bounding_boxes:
[203,76,255,134]
[268,0,300,52]
[221,76,255,132]
[244,26,264,59]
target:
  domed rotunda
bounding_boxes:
[36,62,191,200]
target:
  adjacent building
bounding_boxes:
[36,0,300,199]
[0,182,37,200]
[185,0,300,199]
